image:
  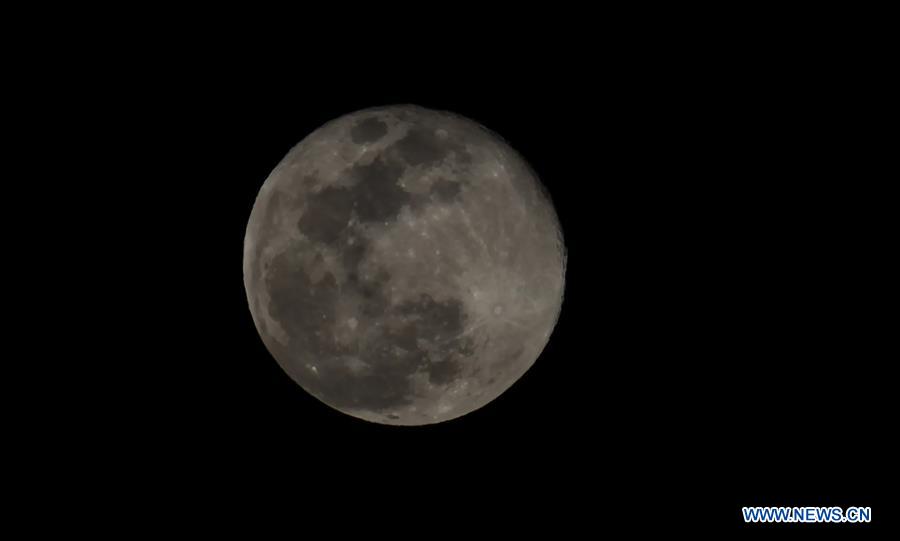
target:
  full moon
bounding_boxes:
[243,105,565,425]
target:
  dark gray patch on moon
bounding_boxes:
[265,247,403,410]
[296,158,415,242]
[244,105,566,425]
[431,178,462,203]
[341,241,368,285]
[348,159,412,223]
[265,251,340,356]
[393,127,449,166]
[296,185,354,244]
[349,117,388,144]
[264,247,472,411]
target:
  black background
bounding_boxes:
[27,9,893,535]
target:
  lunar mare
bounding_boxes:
[243,105,565,425]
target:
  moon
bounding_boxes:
[243,105,565,425]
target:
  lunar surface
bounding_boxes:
[243,105,565,425]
